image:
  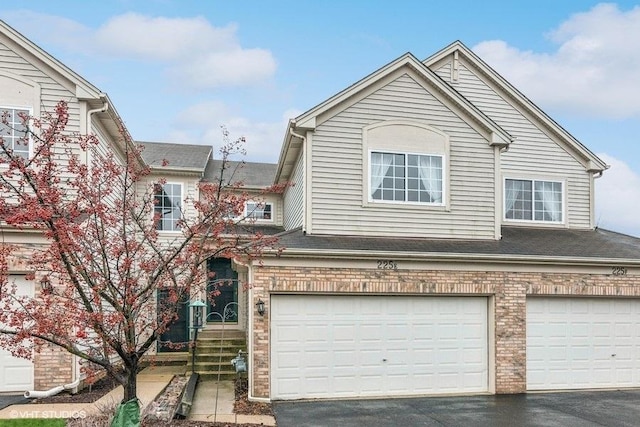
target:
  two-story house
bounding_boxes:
[2,17,640,403]
[242,43,640,401]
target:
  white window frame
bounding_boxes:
[368,150,445,206]
[0,106,32,160]
[503,177,565,224]
[244,201,274,222]
[153,182,183,232]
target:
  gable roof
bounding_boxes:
[276,52,514,182]
[273,226,640,265]
[0,20,131,147]
[138,141,212,173]
[203,159,277,189]
[423,41,608,173]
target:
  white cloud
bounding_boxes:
[167,102,298,163]
[473,3,640,119]
[595,153,640,237]
[1,11,276,89]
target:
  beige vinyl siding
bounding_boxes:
[311,73,495,239]
[0,42,80,133]
[440,60,591,228]
[283,150,304,230]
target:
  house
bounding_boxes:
[1,16,640,402]
[243,43,640,401]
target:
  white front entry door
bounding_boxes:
[527,297,640,390]
[270,295,488,400]
[0,275,35,393]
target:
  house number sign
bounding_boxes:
[377,260,398,270]
[611,267,628,276]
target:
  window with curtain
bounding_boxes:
[0,107,30,159]
[154,183,182,231]
[505,178,563,222]
[246,201,273,220]
[371,151,443,204]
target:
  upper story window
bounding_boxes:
[154,183,182,231]
[245,201,273,221]
[505,178,563,223]
[0,107,30,159]
[370,151,443,204]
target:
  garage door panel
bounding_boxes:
[527,297,640,390]
[271,295,488,400]
[0,275,35,393]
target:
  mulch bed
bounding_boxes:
[233,377,273,416]
[30,374,120,404]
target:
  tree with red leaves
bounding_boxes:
[0,101,282,410]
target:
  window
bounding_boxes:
[154,183,182,231]
[245,201,272,220]
[0,107,30,159]
[370,151,443,204]
[505,178,563,222]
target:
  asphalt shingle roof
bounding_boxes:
[274,226,640,261]
[138,141,212,170]
[203,159,277,188]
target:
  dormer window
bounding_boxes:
[370,151,443,204]
[246,201,272,221]
[505,178,563,223]
[0,107,30,159]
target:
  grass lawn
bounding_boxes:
[0,419,65,427]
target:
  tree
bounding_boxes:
[0,101,282,409]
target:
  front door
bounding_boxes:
[157,289,189,352]
[207,258,239,323]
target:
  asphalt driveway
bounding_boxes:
[273,389,640,427]
[0,394,28,411]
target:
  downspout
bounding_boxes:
[288,127,308,234]
[85,95,109,164]
[24,377,81,399]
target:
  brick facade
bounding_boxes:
[250,265,640,398]
[34,343,74,389]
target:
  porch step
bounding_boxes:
[189,328,247,379]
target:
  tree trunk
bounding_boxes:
[123,364,138,403]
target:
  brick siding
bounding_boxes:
[250,266,640,398]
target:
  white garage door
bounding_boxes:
[527,297,640,391]
[271,295,488,400]
[0,275,35,393]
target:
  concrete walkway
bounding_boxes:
[0,366,276,426]
[189,379,276,426]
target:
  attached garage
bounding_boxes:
[270,294,488,400]
[0,275,34,393]
[527,297,640,391]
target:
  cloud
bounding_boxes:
[167,102,299,163]
[472,3,640,119]
[1,11,276,89]
[595,153,640,237]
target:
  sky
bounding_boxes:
[1,1,639,236]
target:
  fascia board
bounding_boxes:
[424,41,607,172]
[0,21,102,100]
[265,247,640,267]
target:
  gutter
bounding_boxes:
[24,378,81,399]
[262,247,640,267]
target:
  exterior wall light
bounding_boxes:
[256,298,266,316]
[40,277,52,294]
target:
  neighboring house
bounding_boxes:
[2,17,640,403]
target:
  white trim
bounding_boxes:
[503,176,566,225]
[0,105,33,160]
[153,181,184,233]
[244,201,274,223]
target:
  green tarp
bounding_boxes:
[110,398,140,427]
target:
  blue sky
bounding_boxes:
[1,1,640,236]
